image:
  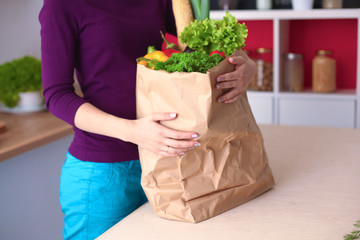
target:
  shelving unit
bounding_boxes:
[211,9,360,128]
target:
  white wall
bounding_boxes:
[0,0,43,64]
[0,135,73,240]
[0,2,72,239]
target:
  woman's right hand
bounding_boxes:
[129,112,200,157]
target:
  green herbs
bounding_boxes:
[344,220,360,240]
[154,51,224,73]
[0,56,42,108]
[180,11,248,57]
[190,0,209,20]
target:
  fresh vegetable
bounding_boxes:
[154,51,224,73]
[180,11,248,57]
[137,50,169,69]
[160,31,179,51]
[344,220,360,240]
[160,31,181,57]
[210,50,226,58]
[162,49,181,57]
[0,56,42,108]
[147,46,157,54]
[143,50,169,62]
[190,0,209,20]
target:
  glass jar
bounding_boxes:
[256,0,272,10]
[282,53,304,92]
[312,50,336,93]
[273,0,292,9]
[292,0,314,10]
[322,0,343,8]
[218,0,238,10]
[248,48,273,91]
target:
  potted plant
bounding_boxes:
[0,56,44,113]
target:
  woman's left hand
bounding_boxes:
[215,50,256,104]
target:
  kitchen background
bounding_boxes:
[0,0,359,239]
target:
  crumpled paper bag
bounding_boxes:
[136,50,275,223]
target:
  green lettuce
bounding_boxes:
[179,11,248,57]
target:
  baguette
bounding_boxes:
[172,0,194,52]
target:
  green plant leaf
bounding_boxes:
[0,56,42,107]
[190,0,209,20]
[180,11,248,57]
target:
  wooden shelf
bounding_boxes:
[0,110,73,162]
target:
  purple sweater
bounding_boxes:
[39,0,176,163]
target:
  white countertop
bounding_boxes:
[98,125,360,240]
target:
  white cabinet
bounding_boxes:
[211,9,360,128]
[278,95,355,128]
[247,92,273,124]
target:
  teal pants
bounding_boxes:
[60,152,147,240]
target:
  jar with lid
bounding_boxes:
[248,48,273,91]
[256,0,272,10]
[218,0,238,10]
[282,53,304,92]
[312,50,336,93]
[322,0,343,8]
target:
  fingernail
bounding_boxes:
[217,77,222,82]
[216,84,221,89]
[192,134,198,138]
[218,98,223,103]
[170,113,177,118]
[189,147,195,150]
[229,57,234,62]
[180,152,185,155]
[194,143,201,147]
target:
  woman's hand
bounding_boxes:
[129,112,200,157]
[74,103,199,157]
[215,50,256,104]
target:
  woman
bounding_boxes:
[39,0,256,239]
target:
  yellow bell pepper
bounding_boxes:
[137,49,169,69]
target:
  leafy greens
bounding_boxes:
[0,56,42,108]
[154,51,224,73]
[179,11,248,57]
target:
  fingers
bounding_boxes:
[215,57,246,87]
[149,112,178,122]
[145,112,201,157]
[158,126,200,156]
[229,56,247,65]
[217,88,243,104]
[159,142,199,157]
[216,54,257,104]
[157,136,200,157]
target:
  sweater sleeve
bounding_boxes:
[39,0,87,126]
[165,0,177,36]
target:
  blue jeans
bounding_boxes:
[60,152,147,240]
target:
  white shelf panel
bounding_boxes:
[278,89,357,100]
[210,9,360,20]
[279,97,356,128]
[247,93,273,125]
[247,91,274,97]
[211,9,360,128]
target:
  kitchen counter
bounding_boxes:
[97,124,360,240]
[0,110,73,162]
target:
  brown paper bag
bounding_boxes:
[136,50,275,223]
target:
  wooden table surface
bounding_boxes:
[98,124,360,240]
[0,110,73,161]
